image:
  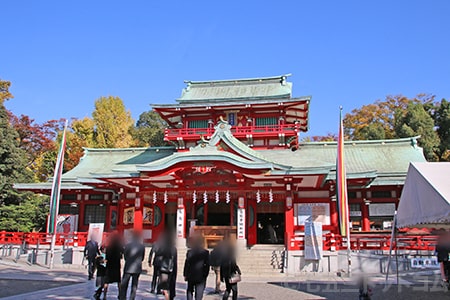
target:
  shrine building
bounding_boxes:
[16,75,427,249]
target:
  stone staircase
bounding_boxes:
[175,245,286,278]
[236,245,285,277]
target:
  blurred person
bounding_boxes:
[84,235,100,280]
[209,240,224,294]
[104,232,123,298]
[184,235,210,300]
[436,229,450,287]
[148,233,164,294]
[93,246,107,300]
[119,230,145,300]
[158,230,178,300]
[220,238,241,300]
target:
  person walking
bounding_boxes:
[84,236,100,280]
[220,240,241,300]
[93,247,107,300]
[436,229,450,288]
[104,233,123,299]
[119,231,145,300]
[148,233,164,294]
[184,235,210,300]
[158,231,177,300]
[209,240,224,294]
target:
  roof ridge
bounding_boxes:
[83,146,176,152]
[301,136,420,146]
[184,74,291,84]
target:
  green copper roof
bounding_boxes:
[261,137,427,185]
[15,125,426,191]
[14,182,93,191]
[62,147,176,180]
[177,74,293,102]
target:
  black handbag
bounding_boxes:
[160,256,174,274]
[229,272,241,284]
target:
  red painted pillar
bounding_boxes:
[330,198,338,233]
[134,190,143,231]
[78,194,85,232]
[285,202,294,250]
[361,203,370,231]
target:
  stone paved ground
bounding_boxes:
[0,261,449,299]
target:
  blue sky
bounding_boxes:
[2,1,450,137]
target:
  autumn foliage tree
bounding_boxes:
[92,96,134,148]
[343,94,443,161]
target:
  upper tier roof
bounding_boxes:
[177,74,293,102]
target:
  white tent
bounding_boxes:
[397,162,450,228]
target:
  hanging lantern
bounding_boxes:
[226,190,230,204]
[193,191,197,204]
[203,191,208,204]
[153,191,157,204]
[269,189,273,203]
[164,191,168,204]
[215,190,220,203]
[256,190,261,203]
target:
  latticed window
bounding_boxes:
[255,117,277,126]
[371,191,392,198]
[84,205,106,225]
[188,120,208,128]
[59,204,79,215]
[89,194,104,200]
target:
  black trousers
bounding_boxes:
[151,267,160,291]
[222,280,238,300]
[87,259,95,279]
[119,273,140,300]
[186,280,206,300]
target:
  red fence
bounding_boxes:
[164,124,300,140]
[0,231,107,247]
[0,231,439,251]
[286,232,438,252]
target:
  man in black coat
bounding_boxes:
[184,235,210,300]
[119,231,145,300]
[84,236,100,280]
[148,235,164,293]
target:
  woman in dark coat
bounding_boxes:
[220,241,241,300]
[158,231,177,300]
[104,233,123,298]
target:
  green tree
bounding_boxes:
[0,193,49,232]
[394,102,440,161]
[132,110,166,147]
[92,96,134,148]
[433,99,450,161]
[0,80,32,205]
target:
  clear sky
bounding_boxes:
[2,1,450,137]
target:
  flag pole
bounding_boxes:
[337,106,351,277]
[49,120,68,269]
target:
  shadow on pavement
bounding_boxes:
[269,281,450,300]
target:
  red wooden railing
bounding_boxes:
[286,232,438,252]
[164,124,300,141]
[0,231,108,247]
[1,231,438,252]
